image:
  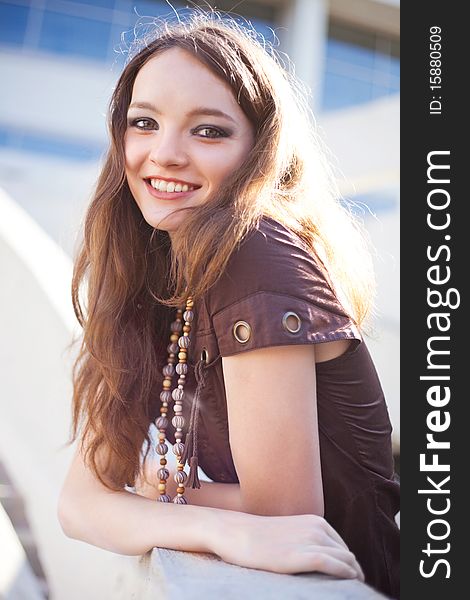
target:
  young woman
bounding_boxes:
[58,12,399,599]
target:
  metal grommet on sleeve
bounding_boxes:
[282,311,301,334]
[233,320,252,344]
[201,347,209,363]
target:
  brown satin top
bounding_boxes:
[165,216,400,599]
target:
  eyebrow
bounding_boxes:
[128,101,237,124]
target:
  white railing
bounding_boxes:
[0,189,143,599]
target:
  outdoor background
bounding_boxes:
[0,0,399,598]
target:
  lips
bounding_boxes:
[144,178,200,200]
[145,177,201,193]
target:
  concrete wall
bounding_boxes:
[0,189,145,599]
[0,503,44,600]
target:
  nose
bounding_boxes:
[148,129,189,168]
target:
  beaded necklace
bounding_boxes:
[155,297,203,504]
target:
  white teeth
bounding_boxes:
[150,178,195,193]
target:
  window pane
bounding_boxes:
[122,0,186,21]
[323,72,372,110]
[0,126,14,147]
[389,57,400,79]
[323,22,400,111]
[0,125,104,161]
[327,38,376,70]
[38,10,112,60]
[20,132,104,160]
[247,17,276,44]
[74,0,116,7]
[0,3,30,46]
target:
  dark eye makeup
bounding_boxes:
[127,117,157,130]
[127,117,231,138]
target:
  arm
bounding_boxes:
[222,343,324,516]
[138,340,349,515]
[136,454,243,512]
[58,439,363,580]
[57,446,217,555]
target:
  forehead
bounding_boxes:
[131,47,238,108]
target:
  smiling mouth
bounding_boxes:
[146,178,201,193]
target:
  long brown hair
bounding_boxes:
[70,11,375,489]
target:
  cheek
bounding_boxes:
[229,137,255,172]
[206,144,253,184]
[124,135,145,172]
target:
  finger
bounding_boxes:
[308,546,364,581]
[316,522,365,580]
[305,551,363,580]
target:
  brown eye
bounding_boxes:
[195,126,228,138]
[128,117,157,130]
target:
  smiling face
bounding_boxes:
[124,47,256,234]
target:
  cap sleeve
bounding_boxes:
[205,217,362,358]
[213,290,360,357]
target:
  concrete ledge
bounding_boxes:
[136,548,387,599]
[0,503,45,600]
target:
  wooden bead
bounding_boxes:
[157,494,172,503]
[178,335,190,349]
[173,404,183,414]
[158,468,169,480]
[163,364,174,377]
[176,486,185,494]
[160,390,172,403]
[158,433,166,441]
[162,380,171,389]
[173,442,185,457]
[158,483,166,492]
[156,442,168,455]
[171,320,182,331]
[160,458,167,465]
[178,352,187,361]
[186,299,194,308]
[175,363,188,375]
[172,388,184,401]
[172,415,185,429]
[156,416,168,430]
[183,325,191,333]
[174,470,188,484]
[170,334,179,342]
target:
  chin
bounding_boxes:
[141,209,185,234]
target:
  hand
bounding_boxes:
[211,512,364,582]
